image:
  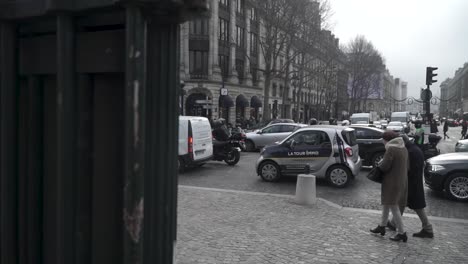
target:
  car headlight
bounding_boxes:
[428,165,445,172]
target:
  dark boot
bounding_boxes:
[390,232,408,242]
[413,229,434,238]
[386,221,396,231]
[370,225,386,236]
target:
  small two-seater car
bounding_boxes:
[255,125,362,188]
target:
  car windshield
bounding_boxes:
[351,117,369,124]
[391,117,407,122]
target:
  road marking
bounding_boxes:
[179,185,468,225]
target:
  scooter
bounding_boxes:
[212,135,242,165]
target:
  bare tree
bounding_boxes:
[345,35,384,114]
[252,0,331,121]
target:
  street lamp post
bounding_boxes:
[180,80,185,115]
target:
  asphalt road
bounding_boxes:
[179,125,468,219]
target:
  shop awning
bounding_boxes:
[219,95,234,108]
[250,96,262,108]
[236,94,249,108]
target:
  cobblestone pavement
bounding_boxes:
[179,127,468,219]
[175,187,468,264]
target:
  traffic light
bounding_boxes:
[426,67,438,86]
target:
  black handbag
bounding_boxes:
[366,167,383,183]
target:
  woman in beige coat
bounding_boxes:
[370,130,409,242]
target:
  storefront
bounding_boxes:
[250,95,262,121]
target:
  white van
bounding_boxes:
[179,116,213,171]
[350,113,370,124]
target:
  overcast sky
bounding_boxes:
[329,0,468,97]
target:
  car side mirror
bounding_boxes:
[257,130,263,134]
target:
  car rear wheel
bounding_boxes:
[245,140,255,152]
[372,152,385,168]
[326,165,351,188]
[178,158,185,173]
[444,173,468,201]
[259,161,281,182]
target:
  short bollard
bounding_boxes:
[295,174,316,205]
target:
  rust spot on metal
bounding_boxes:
[123,198,144,243]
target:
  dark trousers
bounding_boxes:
[444,131,449,139]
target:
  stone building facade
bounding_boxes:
[179,0,344,124]
[440,62,468,118]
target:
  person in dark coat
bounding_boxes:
[430,119,438,134]
[443,121,450,139]
[370,131,408,242]
[388,135,434,238]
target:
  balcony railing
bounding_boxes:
[190,73,208,80]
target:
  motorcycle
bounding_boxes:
[212,135,242,165]
[229,126,247,151]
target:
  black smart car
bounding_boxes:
[424,153,468,201]
[349,125,386,167]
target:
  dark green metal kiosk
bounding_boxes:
[0,1,208,263]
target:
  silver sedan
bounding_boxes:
[245,123,307,151]
[386,121,404,132]
[455,139,468,152]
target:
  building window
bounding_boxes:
[272,83,277,97]
[219,18,229,43]
[250,32,258,54]
[279,85,284,98]
[235,0,244,14]
[236,26,245,48]
[189,50,208,79]
[250,63,258,84]
[219,0,229,8]
[250,8,257,21]
[219,55,229,80]
[190,19,209,36]
[236,59,244,82]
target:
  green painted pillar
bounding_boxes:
[0,21,18,264]
[124,5,147,264]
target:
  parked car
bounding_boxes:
[386,121,404,132]
[268,119,295,125]
[349,126,385,167]
[245,118,295,132]
[372,121,382,129]
[446,119,458,127]
[455,139,468,152]
[255,125,362,188]
[424,153,468,201]
[379,120,388,129]
[245,123,307,151]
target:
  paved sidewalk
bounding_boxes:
[175,186,468,264]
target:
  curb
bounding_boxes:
[179,185,468,225]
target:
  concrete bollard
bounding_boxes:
[295,174,316,205]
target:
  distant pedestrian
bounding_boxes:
[430,119,438,134]
[461,121,467,140]
[443,121,450,140]
[388,135,434,238]
[414,121,424,147]
[370,131,409,242]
